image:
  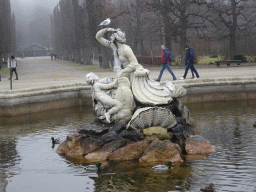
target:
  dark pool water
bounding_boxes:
[0,100,256,192]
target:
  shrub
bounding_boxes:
[173,55,181,66]
[245,55,256,63]
[221,55,230,60]
[194,56,199,64]
[234,55,246,62]
[136,55,162,66]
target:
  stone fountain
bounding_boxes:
[56,24,215,164]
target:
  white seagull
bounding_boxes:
[99,18,111,26]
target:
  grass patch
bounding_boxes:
[245,56,256,63]
[0,67,10,76]
[60,59,113,72]
[197,56,219,65]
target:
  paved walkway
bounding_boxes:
[0,56,255,91]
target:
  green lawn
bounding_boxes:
[0,67,9,76]
[60,59,113,72]
[197,56,219,65]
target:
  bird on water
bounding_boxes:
[51,137,60,144]
[152,161,173,171]
[200,183,215,192]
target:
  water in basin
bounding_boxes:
[0,100,255,192]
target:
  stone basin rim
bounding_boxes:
[0,76,255,98]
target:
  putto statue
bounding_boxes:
[86,72,135,123]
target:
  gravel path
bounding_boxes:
[0,56,255,91]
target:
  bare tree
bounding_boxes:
[0,0,14,63]
[206,0,256,59]
[148,0,209,65]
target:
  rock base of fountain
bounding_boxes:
[56,99,216,164]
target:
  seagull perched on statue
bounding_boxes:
[99,18,111,26]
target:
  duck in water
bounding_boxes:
[200,183,214,192]
[152,161,172,171]
[51,137,60,144]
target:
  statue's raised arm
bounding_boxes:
[95,28,117,48]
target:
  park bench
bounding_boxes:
[215,60,242,67]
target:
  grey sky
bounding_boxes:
[10,0,60,49]
[11,0,60,13]
[11,0,59,23]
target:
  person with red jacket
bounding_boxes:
[155,45,177,82]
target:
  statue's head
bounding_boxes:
[85,72,99,85]
[110,30,126,44]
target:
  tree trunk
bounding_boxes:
[179,0,187,66]
[162,0,173,49]
[135,0,144,63]
[230,0,237,59]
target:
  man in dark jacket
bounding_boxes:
[180,45,200,80]
[155,45,177,82]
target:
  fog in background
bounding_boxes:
[11,0,60,50]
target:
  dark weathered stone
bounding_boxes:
[85,138,127,161]
[253,121,256,128]
[185,135,216,155]
[107,138,151,161]
[119,130,144,141]
[79,119,110,136]
[108,121,127,133]
[171,124,194,139]
[100,131,119,143]
[168,123,194,151]
[178,101,191,120]
[176,117,187,125]
[139,138,183,163]
[169,98,183,117]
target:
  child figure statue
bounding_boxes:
[85,72,122,123]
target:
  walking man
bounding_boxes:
[180,45,199,80]
[155,45,177,82]
[9,55,18,80]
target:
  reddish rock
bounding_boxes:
[84,138,127,162]
[139,138,183,163]
[107,138,151,161]
[56,135,104,158]
[185,135,216,155]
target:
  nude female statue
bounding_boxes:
[95,28,146,78]
[95,28,186,105]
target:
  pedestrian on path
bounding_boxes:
[155,45,177,82]
[9,55,18,80]
[54,53,57,61]
[50,51,54,61]
[180,45,199,80]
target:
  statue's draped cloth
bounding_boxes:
[131,68,186,105]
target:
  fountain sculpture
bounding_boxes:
[56,23,216,164]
